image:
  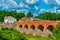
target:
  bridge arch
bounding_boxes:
[30,25,35,30]
[47,25,54,32]
[24,25,28,29]
[37,25,44,31]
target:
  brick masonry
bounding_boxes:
[16,21,60,37]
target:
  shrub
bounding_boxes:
[0,27,27,40]
[53,22,60,40]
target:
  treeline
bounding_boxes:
[36,12,60,20]
[0,10,60,22]
[0,10,33,22]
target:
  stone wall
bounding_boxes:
[17,27,52,37]
[16,21,60,37]
[0,23,16,28]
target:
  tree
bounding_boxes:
[57,14,60,20]
[0,10,25,22]
[52,13,57,20]
[38,12,53,20]
[53,23,60,40]
[44,12,53,20]
[26,12,33,18]
[38,13,44,20]
[16,12,25,21]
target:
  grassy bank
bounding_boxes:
[0,26,60,40]
[23,34,54,40]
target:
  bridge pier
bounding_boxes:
[16,22,56,37]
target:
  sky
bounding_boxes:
[0,0,60,15]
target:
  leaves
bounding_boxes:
[26,12,33,18]
[36,12,60,20]
[0,10,25,22]
[0,27,27,40]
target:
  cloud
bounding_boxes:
[55,0,60,5]
[26,0,39,4]
[6,0,18,8]
[44,0,60,5]
[0,0,5,3]
[57,10,60,13]
[19,2,24,7]
[46,8,54,13]
[19,2,30,9]
[25,5,29,8]
[0,0,19,9]
[0,0,59,14]
[39,8,46,13]
[17,9,29,15]
[1,3,9,9]
[44,0,48,4]
[0,0,39,12]
[34,6,38,10]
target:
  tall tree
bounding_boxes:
[52,13,57,20]
[26,12,33,18]
[16,12,25,21]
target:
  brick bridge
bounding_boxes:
[16,17,60,36]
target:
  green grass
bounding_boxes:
[0,26,60,40]
[22,34,55,40]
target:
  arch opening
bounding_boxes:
[19,25,22,28]
[30,25,35,30]
[24,25,28,29]
[47,25,54,32]
[38,25,44,31]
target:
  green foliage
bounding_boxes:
[0,10,60,22]
[0,10,25,22]
[0,10,34,22]
[57,14,60,20]
[0,26,60,40]
[52,13,57,20]
[36,12,60,20]
[23,34,54,40]
[26,12,33,18]
[0,27,27,40]
[53,23,60,34]
[53,23,60,40]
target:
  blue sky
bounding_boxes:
[0,0,60,15]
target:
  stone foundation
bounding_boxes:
[17,27,52,37]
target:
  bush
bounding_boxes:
[53,23,60,34]
[53,23,60,40]
[0,27,27,40]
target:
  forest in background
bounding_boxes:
[0,10,60,22]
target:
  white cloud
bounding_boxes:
[0,0,19,8]
[26,0,39,4]
[55,0,60,5]
[46,9,54,13]
[17,9,29,15]
[35,6,38,10]
[33,13,38,16]
[57,10,60,13]
[39,8,46,13]
[25,5,29,8]
[19,2,24,7]
[7,0,18,8]
[44,0,48,4]
[44,0,60,5]
[2,4,9,9]
[19,2,30,8]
